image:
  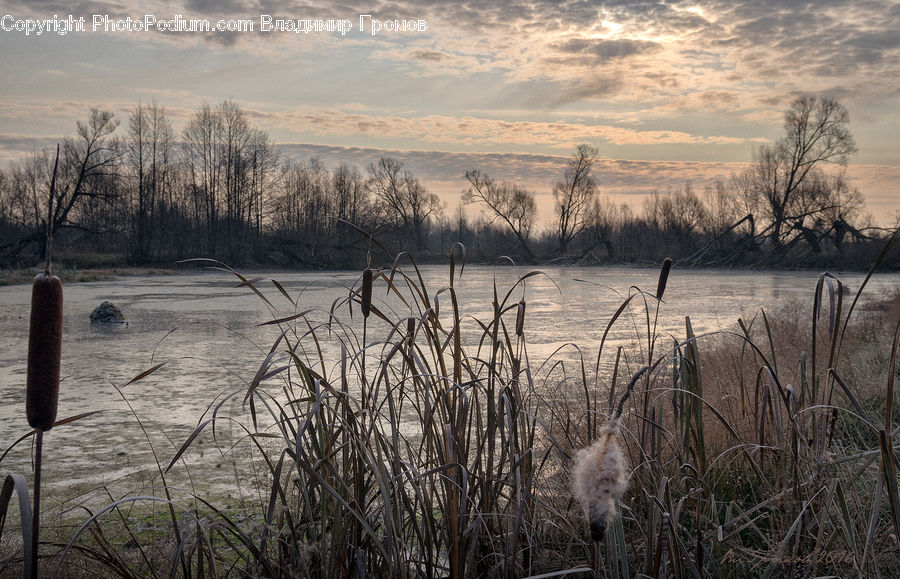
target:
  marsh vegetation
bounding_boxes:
[2,236,900,576]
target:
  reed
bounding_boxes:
[0,271,66,579]
[26,273,63,433]
[3,234,900,577]
[655,257,672,301]
[360,267,373,319]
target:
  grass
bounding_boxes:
[0,267,180,286]
[2,234,900,577]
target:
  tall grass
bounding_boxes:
[130,253,583,577]
[2,234,900,577]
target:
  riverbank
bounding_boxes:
[0,267,181,286]
[1,262,899,576]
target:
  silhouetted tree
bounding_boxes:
[331,162,370,229]
[743,95,857,248]
[368,157,441,251]
[462,169,536,260]
[183,102,222,253]
[554,144,598,255]
[127,100,173,261]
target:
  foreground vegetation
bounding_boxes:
[2,233,900,577]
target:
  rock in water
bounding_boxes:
[90,301,127,325]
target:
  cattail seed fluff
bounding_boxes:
[361,268,373,319]
[573,423,628,541]
[656,257,673,300]
[26,273,63,431]
[515,299,526,337]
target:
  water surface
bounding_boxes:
[0,265,896,501]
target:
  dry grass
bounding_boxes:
[3,236,900,577]
[0,267,180,287]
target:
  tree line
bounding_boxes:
[0,95,893,270]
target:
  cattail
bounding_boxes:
[573,422,628,541]
[26,273,63,432]
[515,299,526,337]
[361,268,373,319]
[655,257,673,300]
[407,316,416,339]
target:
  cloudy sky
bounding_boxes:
[1,0,899,223]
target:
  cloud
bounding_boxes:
[183,0,255,12]
[252,107,753,148]
[526,76,624,108]
[274,142,747,200]
[7,0,900,110]
[705,0,900,94]
[1,0,127,15]
[0,101,98,121]
[846,164,900,221]
[410,49,444,61]
[0,134,64,161]
[279,143,739,193]
[548,37,662,64]
[0,99,196,126]
[1,0,899,219]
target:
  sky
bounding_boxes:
[1,0,899,225]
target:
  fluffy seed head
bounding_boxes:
[361,268,373,318]
[26,273,63,431]
[573,423,628,541]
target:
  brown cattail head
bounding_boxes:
[573,423,628,541]
[515,300,526,337]
[655,257,673,301]
[361,268,373,319]
[407,316,416,339]
[26,273,63,431]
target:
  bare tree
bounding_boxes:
[244,128,277,242]
[554,144,599,255]
[786,169,867,252]
[183,102,222,252]
[181,99,273,258]
[643,185,707,243]
[744,95,857,247]
[10,150,52,232]
[584,196,619,259]
[368,157,441,251]
[0,168,8,230]
[128,100,173,261]
[56,109,122,233]
[332,162,370,228]
[0,150,51,262]
[701,179,744,237]
[0,110,123,264]
[462,169,536,260]
[276,156,332,249]
[219,99,253,247]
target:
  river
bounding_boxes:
[0,264,897,501]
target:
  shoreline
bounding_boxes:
[2,258,896,287]
[0,267,182,287]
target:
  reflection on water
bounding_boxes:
[0,266,897,500]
